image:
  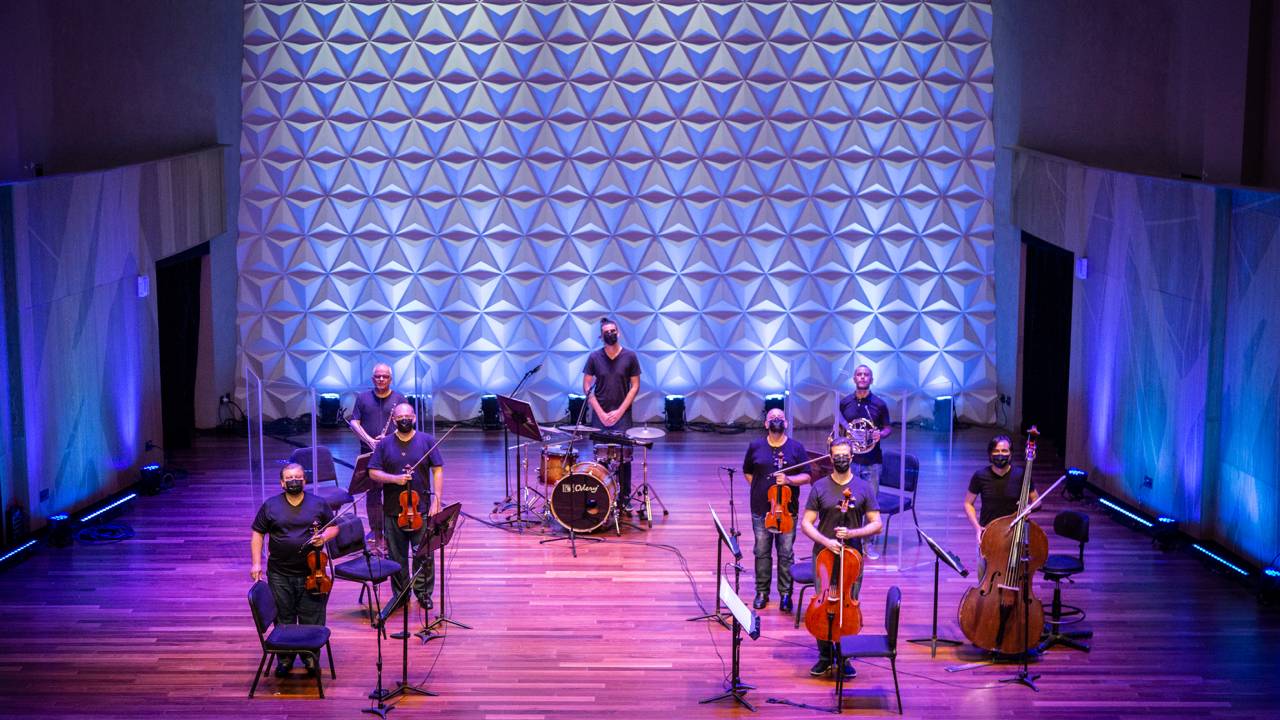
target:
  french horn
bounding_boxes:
[829,417,879,455]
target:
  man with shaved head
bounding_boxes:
[742,407,812,612]
[370,402,444,625]
[350,363,406,549]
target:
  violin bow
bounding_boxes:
[404,424,458,474]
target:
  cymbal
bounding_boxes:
[558,424,599,434]
[626,426,666,440]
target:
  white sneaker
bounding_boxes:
[864,543,880,560]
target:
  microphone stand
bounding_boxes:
[363,542,393,718]
[722,467,741,538]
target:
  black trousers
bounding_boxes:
[267,569,328,667]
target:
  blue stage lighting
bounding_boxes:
[48,514,73,548]
[1152,516,1181,551]
[1191,543,1250,577]
[1065,467,1087,499]
[0,539,37,564]
[1097,497,1154,528]
[763,393,785,414]
[80,493,137,523]
[664,395,686,431]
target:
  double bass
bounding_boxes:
[804,488,864,643]
[958,427,1047,654]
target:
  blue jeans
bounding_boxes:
[267,569,328,667]
[751,514,797,595]
[385,519,434,605]
[852,462,882,501]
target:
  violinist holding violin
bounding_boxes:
[250,462,339,678]
[369,403,444,614]
[800,439,881,678]
[742,408,811,612]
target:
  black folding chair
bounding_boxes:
[836,585,903,714]
[877,452,921,553]
[289,446,354,512]
[326,515,402,625]
[247,581,335,698]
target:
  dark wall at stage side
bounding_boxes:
[0,0,242,431]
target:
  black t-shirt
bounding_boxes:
[742,436,809,516]
[584,347,641,422]
[967,465,1031,527]
[351,390,407,451]
[252,493,334,577]
[839,391,891,466]
[371,431,443,518]
[804,475,877,554]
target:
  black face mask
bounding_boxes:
[395,418,415,433]
[284,479,304,495]
[767,419,785,433]
[990,454,1011,468]
[602,332,618,346]
[832,457,852,473]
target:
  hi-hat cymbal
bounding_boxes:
[626,426,666,440]
[558,424,599,433]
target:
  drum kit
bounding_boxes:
[537,423,669,539]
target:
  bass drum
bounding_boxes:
[550,465,617,533]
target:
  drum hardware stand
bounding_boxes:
[540,525,604,558]
[908,528,968,657]
[629,445,669,527]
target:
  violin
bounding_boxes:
[304,521,333,596]
[804,487,863,643]
[958,427,1048,654]
[397,465,423,532]
[764,448,794,534]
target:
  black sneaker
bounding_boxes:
[752,592,768,609]
[809,659,833,677]
[419,596,434,611]
[302,658,319,678]
[779,593,793,613]
[273,663,291,678]
[837,660,856,679]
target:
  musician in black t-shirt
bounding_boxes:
[349,363,407,548]
[250,462,338,677]
[837,365,892,559]
[742,408,812,612]
[800,439,881,679]
[963,435,1038,575]
[370,402,444,613]
[583,317,641,507]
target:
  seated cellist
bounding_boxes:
[800,439,882,679]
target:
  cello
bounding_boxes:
[804,488,864,644]
[958,427,1048,654]
[764,448,794,534]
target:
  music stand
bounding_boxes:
[687,505,741,628]
[349,452,373,495]
[420,502,469,636]
[908,527,968,657]
[375,545,440,702]
[495,395,542,530]
[699,576,760,711]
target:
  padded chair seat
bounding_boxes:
[1042,553,1083,577]
[878,496,914,513]
[314,486,354,511]
[264,624,330,652]
[333,556,402,582]
[791,561,814,585]
[839,634,893,657]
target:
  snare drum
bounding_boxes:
[539,445,577,484]
[550,466,618,533]
[593,444,633,466]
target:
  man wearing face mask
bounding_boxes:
[963,435,1037,575]
[250,463,339,678]
[800,439,882,679]
[583,317,641,508]
[837,364,892,559]
[743,408,812,611]
[370,403,444,621]
[349,363,406,551]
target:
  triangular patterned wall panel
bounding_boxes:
[239,0,997,425]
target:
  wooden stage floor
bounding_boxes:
[1,426,1278,719]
